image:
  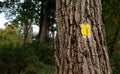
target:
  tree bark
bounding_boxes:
[55,0,111,74]
[23,24,29,44]
[39,0,49,44]
[23,20,32,44]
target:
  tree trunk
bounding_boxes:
[55,0,111,74]
[23,24,29,44]
[39,0,49,44]
[23,20,32,44]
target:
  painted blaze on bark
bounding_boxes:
[55,0,111,74]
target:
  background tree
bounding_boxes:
[0,24,20,47]
[0,1,56,74]
[55,0,111,74]
[1,0,34,44]
[34,0,56,44]
[1,0,56,45]
[19,0,35,44]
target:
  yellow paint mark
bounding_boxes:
[80,23,91,36]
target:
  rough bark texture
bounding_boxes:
[55,0,111,74]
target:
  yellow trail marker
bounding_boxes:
[80,23,91,36]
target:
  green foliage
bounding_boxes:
[20,63,55,74]
[102,0,120,73]
[35,38,55,66]
[0,37,55,74]
[110,51,120,74]
[1,0,56,74]
[102,0,120,47]
[0,45,37,74]
[0,25,20,47]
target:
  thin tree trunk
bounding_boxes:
[23,24,29,44]
[55,0,111,74]
[23,20,31,44]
